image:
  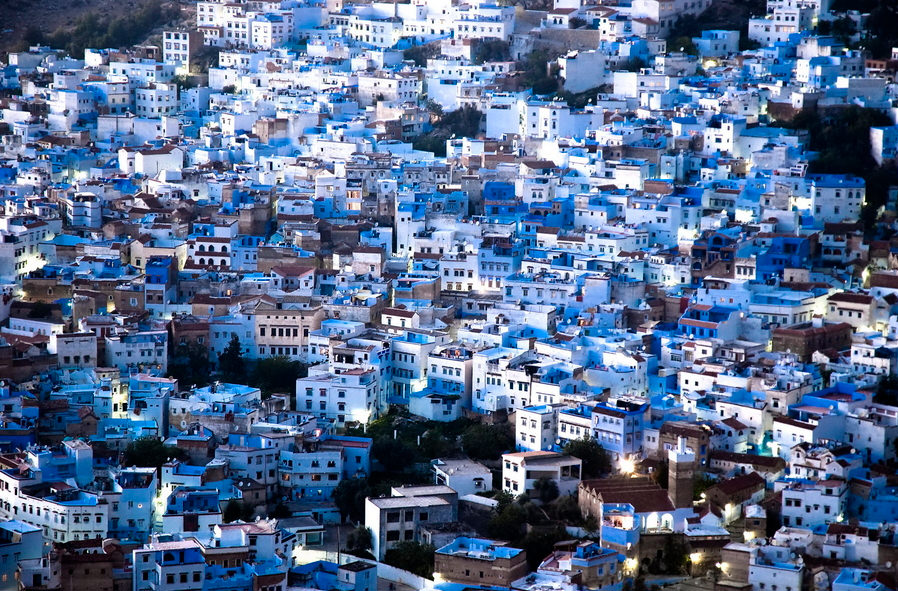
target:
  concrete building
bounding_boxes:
[432,458,492,497]
[365,485,458,560]
[502,451,582,498]
[434,537,528,587]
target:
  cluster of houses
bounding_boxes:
[1,0,898,589]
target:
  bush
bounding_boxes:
[403,43,440,67]
[518,49,561,95]
[412,105,483,156]
[123,437,187,471]
[487,501,527,540]
[333,477,389,523]
[250,356,307,399]
[473,39,511,64]
[40,0,178,57]
[345,525,373,554]
[223,499,254,523]
[372,437,416,473]
[461,423,514,461]
[564,437,611,478]
[533,477,559,504]
[383,541,435,578]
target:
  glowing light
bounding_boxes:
[624,558,638,572]
[619,458,636,474]
[690,552,703,564]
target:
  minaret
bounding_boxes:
[668,436,695,510]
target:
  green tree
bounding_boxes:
[412,105,483,156]
[622,57,646,72]
[875,375,898,406]
[345,524,374,556]
[190,45,220,74]
[41,0,176,57]
[223,499,254,523]
[424,99,444,117]
[775,106,889,177]
[693,474,716,500]
[403,43,440,67]
[518,48,560,94]
[494,490,515,513]
[383,541,436,578]
[170,75,198,91]
[461,423,514,461]
[473,39,511,64]
[223,499,242,523]
[419,429,454,459]
[669,36,698,55]
[250,356,306,399]
[218,334,246,383]
[26,302,55,319]
[372,437,416,473]
[776,106,898,231]
[271,503,293,519]
[123,437,187,471]
[533,477,559,504]
[19,26,45,51]
[520,526,568,570]
[487,500,527,541]
[564,437,611,478]
[333,477,378,523]
[662,535,689,574]
[272,503,292,518]
[547,493,581,522]
[554,86,606,109]
[831,0,898,58]
[167,341,211,388]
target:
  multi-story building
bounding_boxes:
[278,445,343,501]
[105,330,169,374]
[501,451,582,498]
[365,485,458,560]
[162,30,205,72]
[132,540,206,591]
[296,368,378,426]
[432,459,492,497]
[779,478,847,528]
[434,537,528,587]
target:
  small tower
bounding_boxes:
[668,436,695,510]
